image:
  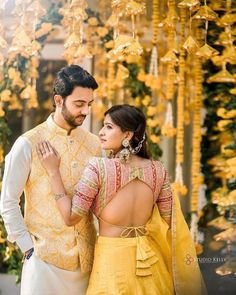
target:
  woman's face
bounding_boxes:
[99,114,129,153]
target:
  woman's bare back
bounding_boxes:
[99,158,155,237]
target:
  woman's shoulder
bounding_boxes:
[151,159,168,175]
[88,156,115,168]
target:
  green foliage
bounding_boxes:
[0,217,23,283]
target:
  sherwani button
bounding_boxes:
[71,161,78,168]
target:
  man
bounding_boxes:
[0,65,102,295]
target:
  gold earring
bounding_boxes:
[119,139,131,163]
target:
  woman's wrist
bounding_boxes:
[48,169,60,178]
[54,193,66,201]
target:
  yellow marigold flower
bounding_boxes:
[217,108,236,119]
[13,77,24,87]
[9,94,23,111]
[161,125,176,137]
[144,74,153,87]
[147,106,157,117]
[198,210,204,218]
[20,85,33,100]
[0,231,5,243]
[134,97,141,107]
[219,132,233,143]
[125,55,141,64]
[147,118,160,128]
[226,110,236,119]
[8,67,17,78]
[31,56,39,68]
[0,103,4,117]
[150,134,160,144]
[195,243,203,255]
[228,190,236,198]
[35,23,53,39]
[217,108,227,118]
[137,70,146,82]
[172,182,188,196]
[229,87,236,95]
[207,156,225,166]
[145,74,160,90]
[157,103,166,113]
[0,89,11,102]
[226,157,236,167]
[35,22,53,38]
[88,17,98,26]
[142,95,151,106]
[4,246,13,261]
[221,144,236,157]
[96,27,108,37]
[180,185,188,196]
[0,145,4,163]
[105,40,114,49]
[217,119,232,131]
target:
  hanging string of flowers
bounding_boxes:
[159,0,177,138]
[172,6,188,197]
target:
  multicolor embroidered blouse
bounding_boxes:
[72,157,173,226]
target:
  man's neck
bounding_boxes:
[53,112,74,134]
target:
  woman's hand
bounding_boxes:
[36,140,60,176]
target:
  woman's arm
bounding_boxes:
[36,141,82,226]
[156,167,172,227]
[48,172,82,226]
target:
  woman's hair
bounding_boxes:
[104,104,150,159]
[53,65,98,103]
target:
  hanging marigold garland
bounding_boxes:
[190,26,203,244]
[173,7,188,197]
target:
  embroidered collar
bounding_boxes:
[46,113,79,136]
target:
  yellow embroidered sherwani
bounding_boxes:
[23,114,101,273]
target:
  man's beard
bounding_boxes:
[61,102,86,128]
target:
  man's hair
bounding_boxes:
[53,65,98,100]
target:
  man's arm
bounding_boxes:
[0,136,34,253]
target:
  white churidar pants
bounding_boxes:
[20,253,89,295]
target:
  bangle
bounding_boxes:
[54,193,66,201]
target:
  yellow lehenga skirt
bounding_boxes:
[86,196,207,295]
[86,235,173,295]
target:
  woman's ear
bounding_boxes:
[54,95,63,108]
[125,131,134,142]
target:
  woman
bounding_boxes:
[37,104,207,295]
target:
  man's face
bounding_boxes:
[61,86,94,128]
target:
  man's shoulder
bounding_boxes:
[76,128,101,156]
[22,121,47,140]
[77,128,100,146]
